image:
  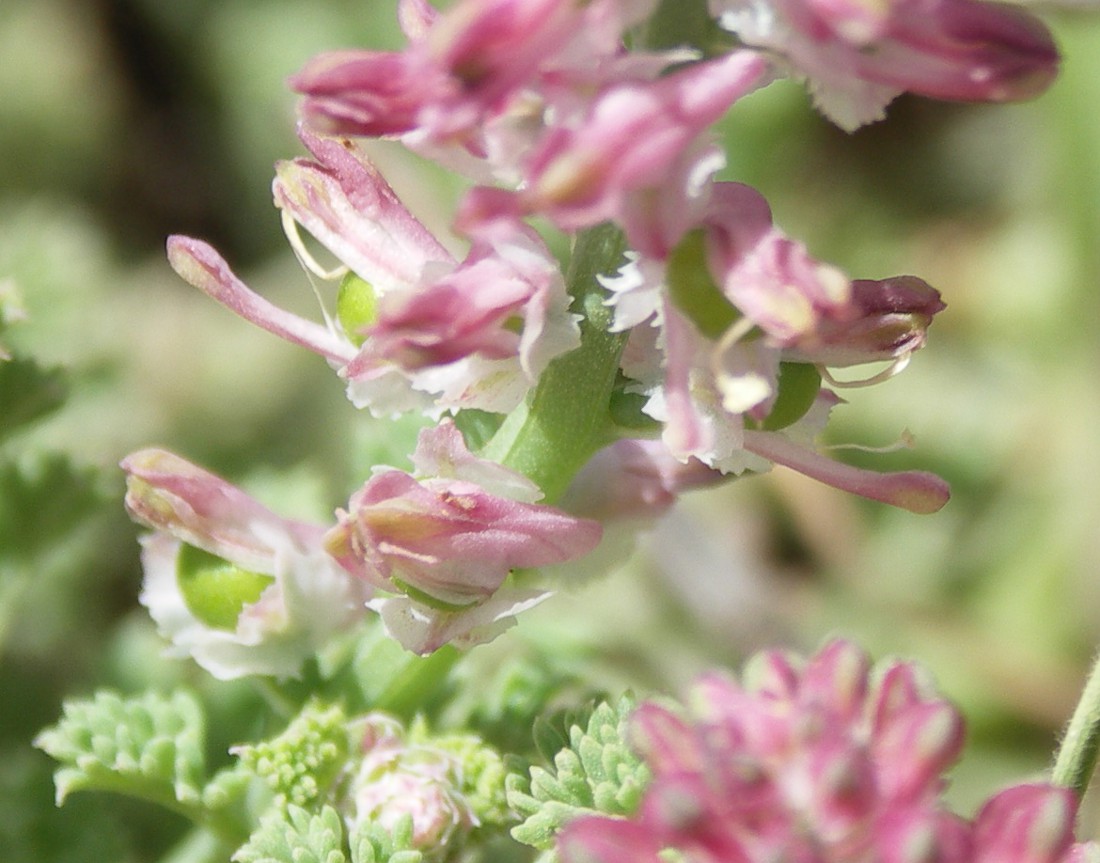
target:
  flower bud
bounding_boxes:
[784,276,946,367]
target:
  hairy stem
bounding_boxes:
[481,223,629,502]
[1052,649,1100,798]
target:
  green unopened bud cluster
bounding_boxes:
[405,717,511,828]
[234,701,351,809]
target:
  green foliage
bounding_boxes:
[666,229,739,340]
[235,807,428,863]
[350,627,458,719]
[453,409,506,453]
[234,701,350,810]
[235,805,349,863]
[441,647,598,758]
[507,696,649,851]
[0,355,68,443]
[0,454,105,564]
[34,689,207,811]
[349,817,425,863]
[760,362,821,431]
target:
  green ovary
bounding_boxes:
[761,362,821,431]
[176,543,274,630]
[667,229,740,340]
[337,271,378,346]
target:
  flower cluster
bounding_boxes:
[123,422,599,671]
[558,640,1100,863]
[132,0,1062,667]
[38,1,1100,862]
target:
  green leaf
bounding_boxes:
[453,409,505,453]
[0,453,106,563]
[349,817,425,863]
[35,690,207,813]
[607,387,660,433]
[0,354,68,442]
[351,625,458,719]
[234,805,348,863]
[444,651,585,756]
[508,696,649,850]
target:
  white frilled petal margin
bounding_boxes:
[139,532,368,680]
[367,588,551,655]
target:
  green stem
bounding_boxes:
[481,223,629,502]
[1052,649,1100,798]
[374,644,460,718]
[159,827,238,863]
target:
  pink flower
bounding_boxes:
[169,129,580,416]
[781,276,947,367]
[342,221,581,414]
[971,784,1096,863]
[559,642,1100,863]
[560,640,968,862]
[272,128,454,294]
[596,179,948,513]
[560,439,725,524]
[608,295,948,513]
[710,0,1059,130]
[121,449,368,679]
[459,51,771,240]
[349,713,475,851]
[324,421,602,653]
[292,0,658,152]
[703,182,854,343]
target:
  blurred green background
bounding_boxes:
[4,0,1100,859]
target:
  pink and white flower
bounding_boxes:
[709,0,1059,130]
[292,0,662,177]
[459,51,772,242]
[121,449,368,679]
[168,128,580,417]
[599,180,948,513]
[324,421,603,653]
[559,641,1100,863]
